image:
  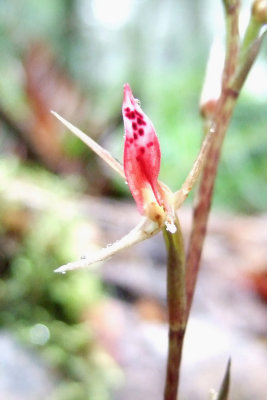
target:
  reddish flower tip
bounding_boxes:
[123,83,135,106]
[122,84,163,221]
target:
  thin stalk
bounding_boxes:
[185,0,240,318]
[185,0,267,319]
[163,218,186,400]
[222,0,240,87]
[185,92,238,318]
[239,17,262,64]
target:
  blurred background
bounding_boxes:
[0,0,267,399]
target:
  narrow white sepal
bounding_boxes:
[51,111,125,179]
[54,217,161,273]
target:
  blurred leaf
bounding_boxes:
[217,358,231,400]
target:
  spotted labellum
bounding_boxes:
[122,83,169,225]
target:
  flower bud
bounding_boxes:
[252,0,267,24]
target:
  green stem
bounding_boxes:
[239,17,262,63]
[163,219,186,400]
[232,16,265,92]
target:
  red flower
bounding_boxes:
[122,83,164,220]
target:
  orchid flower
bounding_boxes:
[122,83,176,230]
[53,83,213,273]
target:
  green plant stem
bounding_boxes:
[239,17,262,63]
[232,18,265,91]
[163,219,186,400]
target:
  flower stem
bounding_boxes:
[163,218,186,400]
[185,0,266,319]
[239,17,262,64]
[185,0,240,318]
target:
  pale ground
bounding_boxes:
[82,199,267,400]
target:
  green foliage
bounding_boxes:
[215,96,267,212]
[0,158,120,399]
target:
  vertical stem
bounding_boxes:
[163,219,186,400]
[185,93,238,317]
[239,17,262,63]
[185,0,240,319]
[222,0,240,87]
[185,0,266,319]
